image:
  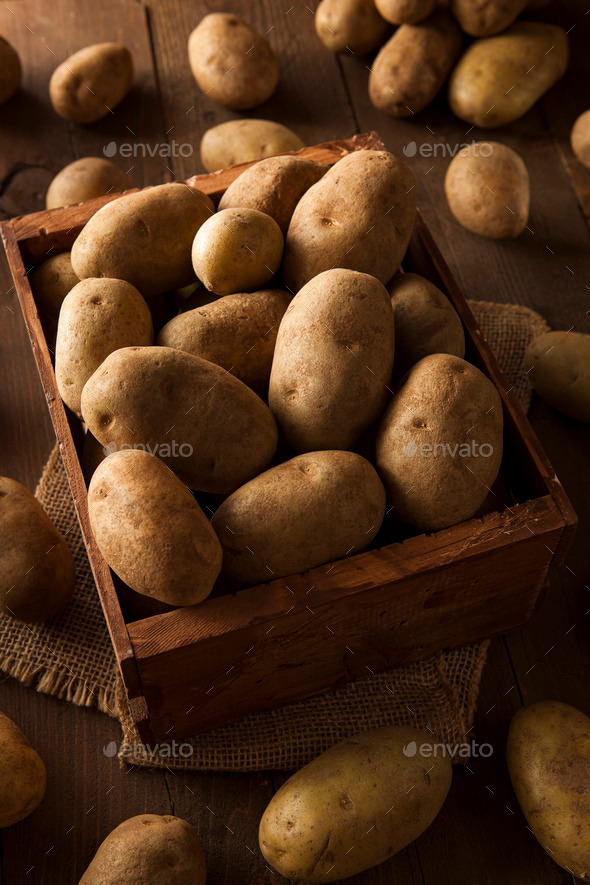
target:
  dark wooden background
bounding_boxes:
[0,1,589,882]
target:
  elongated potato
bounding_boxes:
[259,725,452,882]
[524,330,590,422]
[283,150,415,292]
[89,450,222,605]
[81,346,278,493]
[269,269,394,451]
[369,10,463,117]
[315,0,390,54]
[49,43,133,123]
[200,119,304,172]
[375,0,435,24]
[46,157,128,210]
[211,451,385,586]
[507,701,590,879]
[71,183,214,298]
[448,23,569,128]
[0,710,46,828]
[0,36,21,105]
[450,0,527,36]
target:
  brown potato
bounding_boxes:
[157,289,290,394]
[375,0,435,24]
[571,109,590,170]
[0,476,75,622]
[0,36,21,105]
[218,156,328,233]
[200,119,305,172]
[0,710,46,828]
[450,0,527,36]
[46,157,128,210]
[444,141,530,239]
[188,13,278,110]
[30,252,79,320]
[315,0,390,54]
[369,10,463,117]
[524,330,590,422]
[49,43,133,123]
[283,150,415,292]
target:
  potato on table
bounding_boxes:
[0,36,21,105]
[200,119,304,172]
[30,252,79,321]
[524,330,590,422]
[450,0,528,36]
[46,157,128,210]
[0,710,46,828]
[375,0,435,25]
[49,43,133,123]
[315,0,390,54]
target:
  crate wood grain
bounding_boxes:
[0,133,577,743]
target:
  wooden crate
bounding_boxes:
[1,133,576,743]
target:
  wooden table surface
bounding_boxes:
[1,1,589,882]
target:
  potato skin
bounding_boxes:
[188,13,278,110]
[375,0,435,25]
[30,252,79,320]
[81,346,278,494]
[0,36,21,105]
[200,119,304,173]
[46,157,128,210]
[0,477,75,623]
[450,0,527,36]
[376,354,503,531]
[315,0,390,54]
[571,110,590,170]
[369,10,462,117]
[211,451,385,586]
[218,156,328,233]
[269,269,394,451]
[0,710,46,829]
[259,725,452,882]
[55,278,153,418]
[157,289,290,394]
[79,814,207,884]
[524,331,590,422]
[49,43,133,123]
[444,142,530,239]
[88,451,222,606]
[507,701,590,879]
[283,150,415,292]
[448,23,568,128]
[389,273,465,372]
[71,183,214,298]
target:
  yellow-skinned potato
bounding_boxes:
[49,43,133,123]
[211,451,385,586]
[571,110,590,170]
[507,701,590,879]
[218,156,328,233]
[0,710,46,828]
[524,330,590,422]
[46,157,128,210]
[389,272,465,372]
[0,477,75,623]
[448,23,569,128]
[283,150,415,292]
[30,252,79,320]
[444,142,530,239]
[376,354,503,531]
[315,0,390,54]
[188,13,278,110]
[88,451,222,606]
[79,814,206,884]
[55,278,153,418]
[259,725,452,882]
[0,36,21,105]
[375,0,435,24]
[81,346,278,493]
[157,289,290,394]
[71,183,214,298]
[200,119,305,173]
[450,0,527,36]
[369,10,463,117]
[269,269,394,451]
[192,208,284,296]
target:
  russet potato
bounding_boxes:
[49,43,133,123]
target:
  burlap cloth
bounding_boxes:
[0,300,549,771]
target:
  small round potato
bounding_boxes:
[157,289,291,394]
[200,119,304,173]
[192,208,284,296]
[315,0,390,54]
[46,157,128,210]
[79,814,207,885]
[49,43,133,123]
[444,142,530,239]
[0,710,46,828]
[211,451,386,586]
[375,0,435,24]
[55,278,154,418]
[389,273,465,372]
[0,476,75,622]
[0,36,21,105]
[571,109,590,170]
[188,13,278,110]
[450,0,528,36]
[218,156,328,233]
[88,450,222,606]
[30,252,79,320]
[524,330,590,422]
